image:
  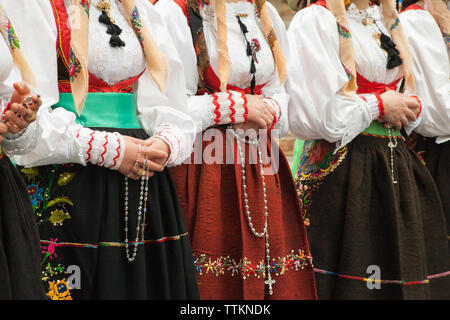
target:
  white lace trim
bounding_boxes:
[87,0,146,86]
[76,127,125,169]
[346,4,403,84]
[2,120,41,156]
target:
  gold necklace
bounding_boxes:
[96,0,115,24]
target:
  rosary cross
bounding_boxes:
[265,275,276,295]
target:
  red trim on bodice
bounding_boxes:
[50,0,145,93]
[200,65,268,95]
[401,4,424,13]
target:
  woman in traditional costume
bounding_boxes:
[287,0,450,299]
[3,0,199,300]
[156,0,317,300]
[400,0,450,253]
[0,4,45,299]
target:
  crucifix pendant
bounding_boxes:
[265,273,276,295]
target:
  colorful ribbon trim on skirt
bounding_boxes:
[314,268,450,286]
[40,232,189,249]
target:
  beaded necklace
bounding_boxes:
[124,145,150,262]
[230,127,275,295]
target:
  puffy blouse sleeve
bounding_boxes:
[156,0,251,132]
[261,2,290,137]
[286,5,380,150]
[5,0,196,167]
[134,0,196,166]
[400,9,450,144]
[2,0,86,167]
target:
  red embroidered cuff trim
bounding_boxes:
[212,93,221,125]
[228,91,236,123]
[241,92,248,123]
[86,131,95,162]
[99,133,109,166]
[411,96,422,118]
[110,136,122,169]
[375,94,385,120]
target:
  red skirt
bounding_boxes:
[170,129,317,300]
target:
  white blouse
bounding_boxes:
[400,7,450,144]
[156,0,289,137]
[286,4,423,150]
[1,0,196,167]
[0,15,40,156]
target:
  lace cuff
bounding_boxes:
[1,121,41,156]
[211,90,248,126]
[264,97,282,130]
[154,126,182,167]
[76,128,125,170]
[359,94,380,120]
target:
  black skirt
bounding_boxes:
[19,129,199,300]
[0,155,46,299]
[296,134,450,300]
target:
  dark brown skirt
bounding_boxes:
[170,129,317,300]
[296,134,450,300]
[415,138,450,253]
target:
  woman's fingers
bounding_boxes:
[404,108,417,122]
[9,102,31,119]
[0,123,8,135]
[136,158,164,173]
[5,120,21,134]
[261,114,272,129]
[400,115,409,128]
[5,108,28,130]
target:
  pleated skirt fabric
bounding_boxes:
[295,134,450,300]
[170,129,317,300]
[19,128,200,300]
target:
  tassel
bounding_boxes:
[380,33,403,69]
[110,35,126,47]
[99,11,111,25]
[250,75,256,94]
[107,23,122,36]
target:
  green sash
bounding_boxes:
[363,120,402,137]
[52,93,141,129]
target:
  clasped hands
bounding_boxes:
[118,136,170,180]
[378,90,421,130]
[0,81,42,143]
[232,94,275,133]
